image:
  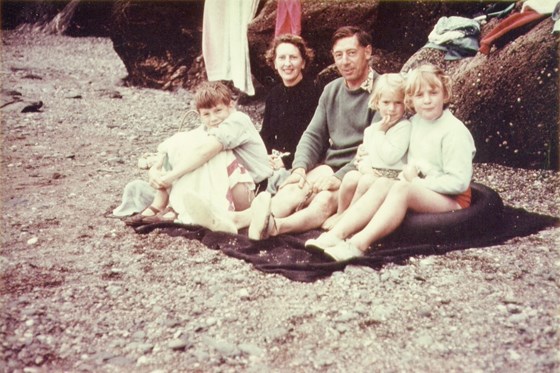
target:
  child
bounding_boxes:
[306,64,476,261]
[322,73,411,230]
[125,81,272,232]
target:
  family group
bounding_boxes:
[120,26,476,262]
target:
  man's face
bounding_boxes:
[332,35,372,89]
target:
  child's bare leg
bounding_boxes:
[272,189,338,235]
[327,177,395,241]
[349,173,378,205]
[321,170,360,230]
[231,183,255,211]
[230,183,255,230]
[142,188,169,216]
[337,170,360,213]
[349,181,462,251]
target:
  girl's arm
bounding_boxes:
[370,119,412,165]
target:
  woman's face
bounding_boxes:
[274,42,305,87]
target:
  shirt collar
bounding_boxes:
[359,68,376,93]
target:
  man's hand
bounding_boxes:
[312,175,341,192]
[279,168,307,189]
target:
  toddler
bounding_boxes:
[322,73,411,229]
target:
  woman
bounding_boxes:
[260,34,320,193]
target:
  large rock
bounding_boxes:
[402,18,559,170]
[109,0,204,90]
[2,0,111,36]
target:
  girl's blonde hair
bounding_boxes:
[404,64,452,112]
[369,73,406,110]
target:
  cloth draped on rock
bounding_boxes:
[479,10,548,55]
[424,16,481,60]
[275,0,301,36]
[202,0,259,96]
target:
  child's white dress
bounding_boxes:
[159,126,254,225]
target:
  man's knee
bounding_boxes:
[310,191,337,217]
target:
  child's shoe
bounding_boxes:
[324,240,364,262]
[304,232,342,253]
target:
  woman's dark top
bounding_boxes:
[260,76,321,169]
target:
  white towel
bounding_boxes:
[202,0,259,95]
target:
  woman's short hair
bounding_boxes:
[369,73,406,110]
[404,64,453,112]
[264,34,315,69]
[194,81,233,110]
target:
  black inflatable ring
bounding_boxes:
[392,182,504,243]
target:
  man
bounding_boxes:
[248,26,380,240]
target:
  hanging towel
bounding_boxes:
[479,10,547,55]
[202,0,259,95]
[275,0,302,36]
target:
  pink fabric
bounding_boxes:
[479,10,547,55]
[275,0,301,36]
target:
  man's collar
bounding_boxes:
[360,68,376,93]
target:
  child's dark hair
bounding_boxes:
[194,81,232,110]
[264,34,315,69]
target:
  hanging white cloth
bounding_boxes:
[202,0,259,96]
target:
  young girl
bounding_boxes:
[322,73,411,230]
[306,64,476,261]
[124,81,272,232]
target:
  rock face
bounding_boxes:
[2,0,111,36]
[110,0,204,90]
[247,0,485,87]
[403,18,559,170]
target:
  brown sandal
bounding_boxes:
[140,206,178,225]
[124,205,161,227]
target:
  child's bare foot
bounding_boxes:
[321,213,342,230]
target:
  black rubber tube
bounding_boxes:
[390,182,504,243]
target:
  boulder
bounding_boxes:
[402,17,559,169]
[109,0,204,90]
[3,0,111,36]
